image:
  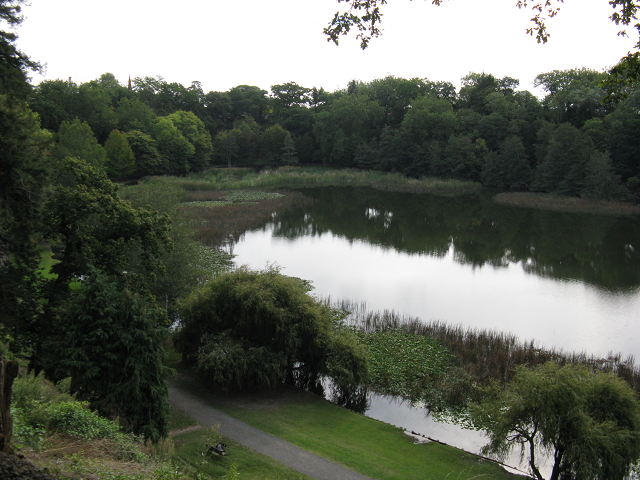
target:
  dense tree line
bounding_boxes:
[29,70,640,201]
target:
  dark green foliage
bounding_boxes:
[104,129,135,178]
[115,97,157,134]
[175,267,369,393]
[582,151,629,200]
[166,110,213,172]
[41,157,172,289]
[213,129,239,167]
[154,116,195,174]
[57,269,171,442]
[0,95,52,346]
[0,0,39,100]
[481,136,531,190]
[53,118,107,169]
[475,362,640,480]
[124,129,166,175]
[532,123,596,195]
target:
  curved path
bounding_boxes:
[169,384,374,480]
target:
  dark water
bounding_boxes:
[229,186,640,474]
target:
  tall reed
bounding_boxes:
[148,167,482,195]
[328,298,640,393]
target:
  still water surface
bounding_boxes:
[229,186,640,472]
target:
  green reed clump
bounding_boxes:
[150,167,481,195]
[181,190,311,247]
[329,298,640,395]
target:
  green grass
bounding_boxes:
[149,166,482,195]
[171,428,312,480]
[38,249,58,279]
[170,373,525,480]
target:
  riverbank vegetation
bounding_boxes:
[336,299,640,399]
[28,68,640,205]
[3,0,640,477]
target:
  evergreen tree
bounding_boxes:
[57,269,171,442]
[281,131,299,165]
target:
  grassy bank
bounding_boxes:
[149,166,482,195]
[171,373,527,480]
[494,191,640,215]
[10,370,313,480]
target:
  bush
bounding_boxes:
[47,401,120,440]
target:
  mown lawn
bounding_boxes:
[172,373,527,480]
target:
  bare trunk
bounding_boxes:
[0,357,19,453]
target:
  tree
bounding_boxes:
[481,135,531,190]
[228,85,269,124]
[260,124,289,164]
[534,69,608,128]
[104,129,135,178]
[29,79,78,132]
[56,268,170,442]
[402,94,457,145]
[174,266,369,394]
[0,94,53,346]
[324,0,638,50]
[115,97,156,134]
[166,110,213,172]
[124,129,166,175]
[213,129,239,167]
[41,157,171,291]
[581,150,628,200]
[281,131,299,165]
[53,118,107,170]
[532,123,596,195]
[153,116,195,175]
[474,362,640,480]
[0,0,40,99]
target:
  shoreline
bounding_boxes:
[493,192,640,216]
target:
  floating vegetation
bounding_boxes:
[183,200,229,207]
[183,190,285,208]
[324,297,640,432]
[357,329,451,400]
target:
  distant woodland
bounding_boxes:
[30,70,640,202]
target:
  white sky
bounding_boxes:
[13,0,639,95]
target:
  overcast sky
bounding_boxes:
[13,0,638,95]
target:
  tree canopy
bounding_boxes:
[175,266,369,394]
[324,0,640,50]
[474,362,640,480]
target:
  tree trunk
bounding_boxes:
[0,357,19,453]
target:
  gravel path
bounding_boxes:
[169,384,374,480]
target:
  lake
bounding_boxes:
[228,186,640,473]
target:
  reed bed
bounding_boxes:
[329,298,640,394]
[180,189,311,248]
[149,167,482,195]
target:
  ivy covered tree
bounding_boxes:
[175,266,369,394]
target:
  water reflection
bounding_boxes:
[228,187,638,479]
[256,187,640,293]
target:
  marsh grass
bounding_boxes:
[181,190,312,247]
[331,298,640,395]
[494,192,640,215]
[151,166,482,195]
